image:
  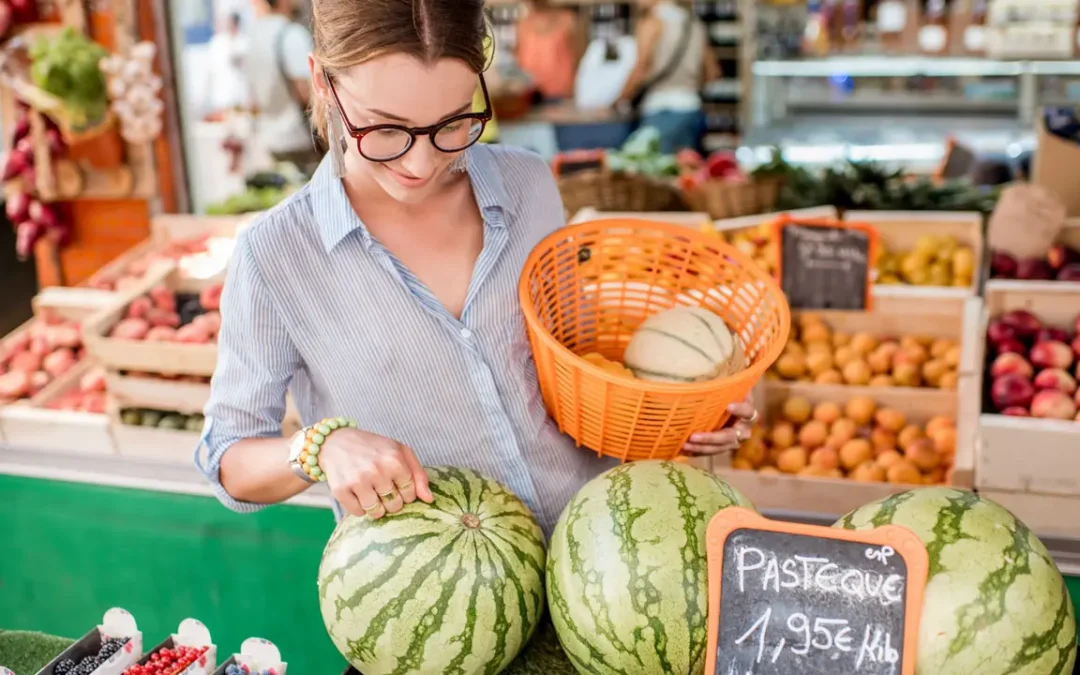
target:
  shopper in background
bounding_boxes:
[516,0,583,103]
[617,0,717,153]
[202,13,250,117]
[197,0,756,534]
[246,0,321,171]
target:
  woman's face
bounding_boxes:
[314,54,479,205]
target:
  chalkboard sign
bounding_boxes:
[936,138,977,181]
[774,216,878,311]
[705,508,928,675]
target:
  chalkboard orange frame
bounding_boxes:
[704,507,928,675]
[772,214,880,311]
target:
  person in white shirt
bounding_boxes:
[203,13,250,115]
[246,0,322,170]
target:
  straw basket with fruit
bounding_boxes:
[518,218,791,461]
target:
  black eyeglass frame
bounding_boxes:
[324,71,493,162]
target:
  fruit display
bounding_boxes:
[0,316,84,403]
[87,234,233,292]
[874,234,976,288]
[318,466,545,675]
[733,394,956,485]
[547,460,754,675]
[107,284,223,345]
[603,127,678,177]
[990,244,1080,282]
[622,306,746,382]
[100,42,165,145]
[674,148,750,191]
[703,220,778,276]
[836,488,1077,675]
[984,309,1080,421]
[772,313,961,389]
[53,638,131,675]
[44,365,107,414]
[222,665,273,675]
[119,408,205,433]
[123,646,210,675]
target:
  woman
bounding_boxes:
[516,0,582,103]
[195,0,757,535]
[617,0,719,154]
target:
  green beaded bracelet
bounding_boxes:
[299,416,357,482]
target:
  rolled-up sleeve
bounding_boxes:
[194,230,301,512]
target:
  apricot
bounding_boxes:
[798,313,825,328]
[869,375,896,388]
[887,459,922,485]
[776,353,806,379]
[842,359,872,386]
[875,408,907,433]
[924,416,954,437]
[897,425,924,451]
[806,351,835,377]
[731,458,755,471]
[833,345,857,369]
[875,450,903,470]
[870,426,897,452]
[759,466,782,476]
[829,417,858,445]
[783,341,806,357]
[806,342,834,356]
[930,427,957,455]
[930,338,955,359]
[735,440,767,468]
[923,467,947,485]
[939,372,959,390]
[812,401,842,425]
[776,447,809,474]
[866,348,893,375]
[832,332,852,348]
[771,422,796,449]
[850,461,886,483]
[849,332,879,355]
[800,465,834,479]
[892,363,921,387]
[839,438,873,470]
[781,396,813,424]
[801,322,832,345]
[809,446,840,471]
[943,345,962,369]
[896,344,929,368]
[876,340,901,362]
[815,370,844,385]
[922,359,950,387]
[797,420,829,450]
[844,396,877,425]
[905,438,941,471]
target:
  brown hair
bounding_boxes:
[310,0,489,140]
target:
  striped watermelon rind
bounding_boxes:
[835,487,1077,675]
[546,460,756,675]
[318,466,546,675]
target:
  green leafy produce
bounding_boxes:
[205,186,291,215]
[30,28,109,129]
[606,127,679,178]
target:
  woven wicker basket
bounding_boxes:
[558,170,686,218]
[681,176,783,219]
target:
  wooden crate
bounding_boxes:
[570,207,713,228]
[83,262,219,377]
[974,281,1080,497]
[109,397,202,464]
[977,490,1080,539]
[711,206,839,233]
[0,359,115,455]
[707,381,973,517]
[844,210,984,298]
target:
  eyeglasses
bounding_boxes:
[325,72,492,162]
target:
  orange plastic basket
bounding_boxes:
[519,218,791,462]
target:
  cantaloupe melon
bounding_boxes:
[622,306,746,383]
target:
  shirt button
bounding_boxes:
[460,328,473,340]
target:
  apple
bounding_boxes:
[1057,264,1080,282]
[986,320,1018,346]
[995,338,1027,356]
[991,374,1035,410]
[991,251,1018,278]
[1033,368,1078,394]
[990,352,1034,380]
[1036,327,1071,344]
[1016,258,1054,280]
[1002,406,1030,417]
[1072,334,1080,360]
[1000,310,1042,339]
[1031,389,1078,420]
[1047,244,1080,270]
[1030,340,1075,370]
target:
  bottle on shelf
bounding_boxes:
[803,0,832,56]
[963,0,988,55]
[875,0,910,52]
[918,0,951,54]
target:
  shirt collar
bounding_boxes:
[311,145,513,254]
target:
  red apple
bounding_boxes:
[1033,368,1078,394]
[1001,310,1042,339]
[1036,327,1071,344]
[1047,244,1080,270]
[1030,340,1075,370]
[1031,389,1078,420]
[991,374,1035,411]
[1057,264,1080,282]
[987,320,1018,346]
[1072,334,1080,360]
[990,251,1019,279]
[990,352,1034,380]
[996,338,1027,356]
[1002,406,1030,417]
[1017,258,1054,280]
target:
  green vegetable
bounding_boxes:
[158,414,187,430]
[836,488,1076,675]
[318,466,546,675]
[205,186,292,215]
[547,460,755,674]
[185,413,205,432]
[605,126,680,178]
[140,410,162,427]
[29,28,109,129]
[120,409,142,426]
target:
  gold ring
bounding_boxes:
[748,409,760,424]
[362,503,381,513]
[734,427,744,443]
[381,489,399,501]
[396,480,414,490]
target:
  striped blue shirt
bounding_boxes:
[194,144,616,533]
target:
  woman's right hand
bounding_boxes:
[317,428,433,519]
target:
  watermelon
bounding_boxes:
[546,460,755,675]
[318,466,546,675]
[835,487,1077,675]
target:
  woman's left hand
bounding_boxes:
[682,398,759,456]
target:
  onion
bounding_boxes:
[46,221,73,246]
[15,137,34,156]
[29,200,58,231]
[15,220,42,260]
[126,84,154,108]
[122,60,149,83]
[131,42,157,62]
[2,150,29,181]
[107,77,128,99]
[45,128,64,156]
[13,115,30,142]
[6,191,31,222]
[20,164,36,189]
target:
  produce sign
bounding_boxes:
[705,508,928,675]
[774,215,878,311]
[551,149,605,177]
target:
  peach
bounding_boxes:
[1033,368,1078,395]
[939,372,959,390]
[782,396,813,424]
[886,459,922,485]
[897,425,924,451]
[813,401,842,424]
[771,422,796,449]
[1002,406,1030,417]
[991,374,1035,411]
[869,374,897,387]
[1031,390,1078,420]
[806,351,835,377]
[849,333,879,355]
[842,360,872,386]
[776,447,809,474]
[924,416,954,436]
[850,461,886,483]
[990,352,1034,380]
[798,420,829,449]
[875,450,903,470]
[839,438,873,470]
[1030,340,1074,371]
[892,363,921,387]
[829,417,858,445]
[844,396,877,425]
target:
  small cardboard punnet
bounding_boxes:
[211,638,286,675]
[134,619,217,675]
[35,608,143,675]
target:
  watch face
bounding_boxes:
[289,429,307,461]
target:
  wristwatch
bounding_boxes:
[288,427,317,484]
